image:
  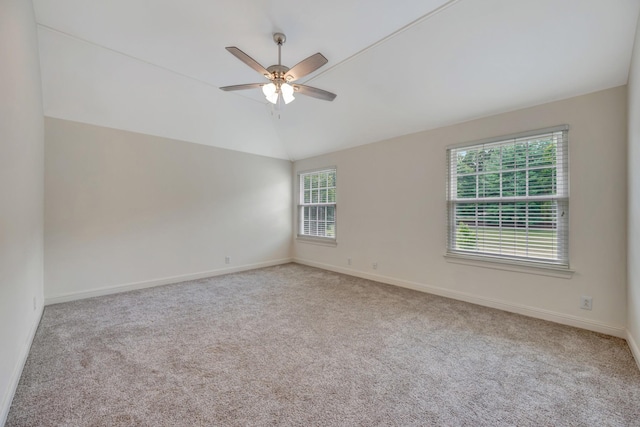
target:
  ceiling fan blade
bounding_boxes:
[220,83,264,91]
[225,47,271,78]
[284,53,328,82]
[293,84,337,101]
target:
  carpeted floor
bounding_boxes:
[7,263,640,426]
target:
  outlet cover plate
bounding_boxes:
[580,296,592,310]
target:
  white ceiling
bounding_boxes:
[34,0,640,161]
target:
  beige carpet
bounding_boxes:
[7,263,640,426]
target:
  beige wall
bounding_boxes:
[0,0,45,423]
[294,86,628,337]
[44,118,292,302]
[628,13,640,365]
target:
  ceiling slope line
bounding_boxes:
[625,9,640,79]
[36,23,266,106]
[302,0,462,85]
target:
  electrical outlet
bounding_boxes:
[347,258,352,265]
[225,256,231,264]
[580,296,592,311]
[372,262,378,270]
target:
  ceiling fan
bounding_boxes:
[220,33,337,105]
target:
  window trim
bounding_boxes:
[443,252,575,278]
[296,166,337,243]
[446,125,570,270]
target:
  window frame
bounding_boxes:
[446,125,569,269]
[297,166,337,244]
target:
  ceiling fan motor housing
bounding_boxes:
[267,64,292,83]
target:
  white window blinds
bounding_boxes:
[446,126,569,267]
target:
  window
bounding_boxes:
[298,168,336,240]
[446,126,569,267]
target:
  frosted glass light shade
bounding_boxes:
[262,83,279,104]
[266,92,279,104]
[262,83,276,97]
[281,83,295,104]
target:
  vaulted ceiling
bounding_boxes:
[34,0,640,161]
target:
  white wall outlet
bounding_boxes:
[347,258,352,265]
[225,256,231,264]
[372,262,378,270]
[580,296,593,310]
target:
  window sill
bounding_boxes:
[296,236,337,247]
[444,252,574,279]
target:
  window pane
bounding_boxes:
[502,142,527,169]
[528,138,555,167]
[528,168,556,196]
[455,203,476,223]
[319,189,327,203]
[528,201,554,229]
[303,207,310,233]
[319,172,327,188]
[515,171,526,196]
[515,202,527,228]
[479,173,500,198]
[311,190,318,203]
[514,142,527,169]
[478,148,501,172]
[457,175,477,198]
[304,190,311,204]
[502,172,514,197]
[502,145,515,170]
[328,171,336,187]
[457,150,477,175]
[318,207,325,221]
[484,147,501,172]
[326,223,335,238]
[327,206,335,222]
[328,188,336,203]
[456,222,477,250]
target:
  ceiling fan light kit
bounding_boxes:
[220,32,336,108]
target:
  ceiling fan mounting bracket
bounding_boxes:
[273,33,286,45]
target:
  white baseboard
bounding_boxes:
[0,304,44,426]
[627,330,640,372]
[293,258,626,338]
[45,258,293,305]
